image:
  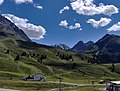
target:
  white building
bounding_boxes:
[107,81,120,91]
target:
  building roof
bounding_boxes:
[111,81,120,85]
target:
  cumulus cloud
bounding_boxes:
[59,6,70,14]
[70,0,119,16]
[0,0,43,10]
[87,18,112,28]
[69,23,82,30]
[59,20,68,28]
[59,20,82,30]
[0,0,4,5]
[13,0,33,4]
[107,22,120,32]
[13,0,43,10]
[2,14,46,40]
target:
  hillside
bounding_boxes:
[1,38,120,91]
[0,14,30,41]
[0,38,120,79]
[85,34,120,63]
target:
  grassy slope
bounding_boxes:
[0,38,120,82]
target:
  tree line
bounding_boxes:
[55,50,74,61]
[14,51,47,63]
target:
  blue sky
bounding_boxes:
[0,0,120,47]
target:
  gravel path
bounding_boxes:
[0,88,20,91]
[49,82,106,91]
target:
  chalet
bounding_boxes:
[107,81,120,91]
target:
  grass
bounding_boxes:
[0,71,26,77]
[0,77,107,91]
[0,80,70,91]
[0,38,120,90]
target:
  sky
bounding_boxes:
[0,0,120,47]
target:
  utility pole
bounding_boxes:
[58,77,63,91]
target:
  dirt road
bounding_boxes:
[0,88,20,91]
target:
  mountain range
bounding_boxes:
[1,14,120,86]
[52,41,94,52]
[53,34,120,63]
[52,44,70,50]
[1,14,120,63]
[85,34,120,63]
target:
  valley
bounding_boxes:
[0,37,120,91]
[0,14,120,91]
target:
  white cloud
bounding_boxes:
[59,20,82,30]
[70,0,119,16]
[107,22,120,32]
[13,0,33,4]
[2,14,46,40]
[59,20,68,28]
[34,5,43,10]
[13,0,43,10]
[69,23,82,30]
[0,0,4,5]
[59,6,70,14]
[87,17,112,28]
[0,0,43,10]
[0,0,44,9]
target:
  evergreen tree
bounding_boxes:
[5,49,9,54]
[14,55,20,61]
[111,64,115,72]
[71,63,77,69]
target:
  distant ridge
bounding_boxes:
[52,44,70,50]
[71,41,94,52]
